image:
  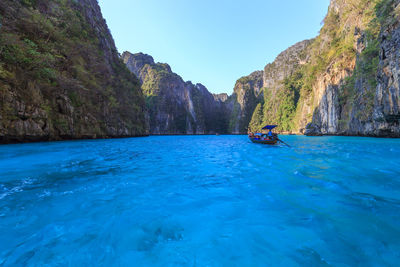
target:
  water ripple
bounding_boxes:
[0,136,400,266]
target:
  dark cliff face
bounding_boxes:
[0,0,147,143]
[122,52,228,134]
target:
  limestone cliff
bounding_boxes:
[337,0,400,136]
[122,52,228,134]
[249,0,400,137]
[248,40,312,133]
[123,50,266,135]
[0,0,147,143]
[305,0,400,137]
[228,71,264,134]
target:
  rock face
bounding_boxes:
[122,0,400,137]
[304,123,322,136]
[249,0,400,137]
[122,52,228,134]
[213,93,229,102]
[263,40,312,91]
[0,0,147,143]
[123,50,267,135]
[307,0,400,137]
[343,0,400,137]
[228,71,264,134]
[248,40,313,133]
[8,0,397,140]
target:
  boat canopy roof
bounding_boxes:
[262,125,277,130]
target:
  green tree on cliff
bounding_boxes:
[249,103,264,132]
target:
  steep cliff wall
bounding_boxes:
[2,0,397,140]
[228,71,264,134]
[304,0,380,135]
[248,40,312,132]
[306,0,400,136]
[0,0,147,143]
[338,0,400,136]
[122,52,228,134]
[249,0,400,137]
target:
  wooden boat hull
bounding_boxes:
[249,137,278,145]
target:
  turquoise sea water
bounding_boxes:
[1,135,400,266]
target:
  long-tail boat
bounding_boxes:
[248,125,279,145]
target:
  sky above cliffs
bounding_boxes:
[99,0,330,94]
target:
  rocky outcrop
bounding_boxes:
[104,0,400,138]
[122,51,267,135]
[249,0,400,137]
[343,0,400,137]
[119,0,400,137]
[0,0,147,143]
[304,123,322,136]
[307,0,400,137]
[213,93,228,102]
[122,52,229,134]
[263,40,312,91]
[228,71,264,134]
[248,40,313,133]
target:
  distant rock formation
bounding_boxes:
[213,93,229,102]
[227,71,264,134]
[122,52,229,134]
[248,40,313,133]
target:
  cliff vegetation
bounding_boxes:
[0,0,146,143]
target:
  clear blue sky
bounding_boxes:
[98,0,330,94]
